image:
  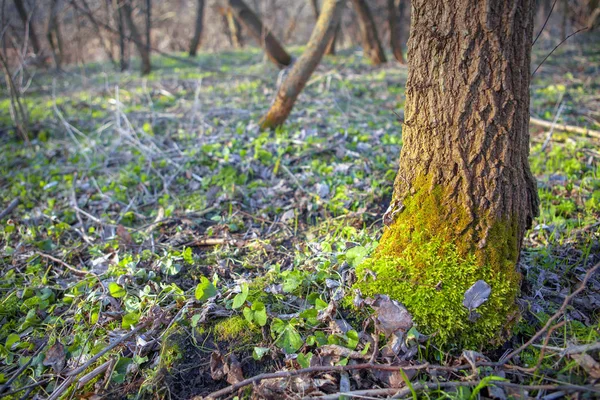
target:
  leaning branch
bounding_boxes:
[530,116,600,140]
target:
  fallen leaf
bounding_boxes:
[463,280,491,311]
[370,295,413,336]
[43,342,66,373]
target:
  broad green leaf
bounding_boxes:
[252,347,269,360]
[232,284,249,309]
[5,334,19,350]
[195,277,217,302]
[243,307,254,323]
[297,352,313,368]
[346,330,359,350]
[109,282,126,298]
[315,298,328,311]
[252,302,267,326]
[346,246,368,267]
[122,312,140,329]
[276,323,303,354]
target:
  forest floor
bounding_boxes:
[0,42,599,400]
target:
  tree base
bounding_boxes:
[353,175,522,349]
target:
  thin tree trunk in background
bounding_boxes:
[309,0,319,19]
[121,0,151,75]
[78,0,116,65]
[13,0,42,57]
[47,0,63,70]
[259,0,343,129]
[188,0,204,56]
[226,8,244,48]
[388,0,404,63]
[115,0,129,71]
[364,0,539,345]
[227,0,291,68]
[325,22,339,54]
[145,0,150,56]
[561,0,568,40]
[351,0,386,64]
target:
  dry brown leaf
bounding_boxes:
[571,353,600,379]
[43,342,66,374]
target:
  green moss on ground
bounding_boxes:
[354,176,521,349]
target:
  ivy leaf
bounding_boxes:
[463,280,491,311]
[195,277,217,302]
[108,282,126,298]
[297,352,313,368]
[122,312,140,329]
[243,306,254,323]
[252,302,267,326]
[232,284,249,309]
[315,298,328,311]
[346,330,359,350]
[5,334,20,350]
[346,246,368,267]
[275,323,303,354]
[252,347,269,360]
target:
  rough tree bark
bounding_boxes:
[354,0,539,348]
[387,0,405,63]
[47,0,63,70]
[121,0,151,75]
[227,0,291,68]
[13,0,42,57]
[309,0,338,55]
[188,0,205,56]
[350,0,386,64]
[259,0,343,130]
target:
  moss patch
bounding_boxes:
[354,176,521,349]
[212,316,260,343]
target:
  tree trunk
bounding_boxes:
[387,0,405,63]
[121,0,151,75]
[354,0,539,348]
[47,0,63,70]
[227,0,291,68]
[226,8,244,48]
[115,0,129,71]
[350,0,386,65]
[309,0,319,19]
[189,0,205,56]
[13,0,42,57]
[145,0,151,56]
[325,22,339,54]
[259,0,343,130]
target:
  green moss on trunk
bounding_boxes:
[354,176,521,348]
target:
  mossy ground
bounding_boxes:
[354,176,521,348]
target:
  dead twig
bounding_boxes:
[0,340,47,394]
[0,198,20,220]
[500,261,600,364]
[203,362,431,399]
[65,321,150,377]
[37,252,94,277]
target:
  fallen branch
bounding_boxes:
[0,198,20,220]
[37,252,94,276]
[203,362,431,399]
[530,116,600,139]
[309,381,598,400]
